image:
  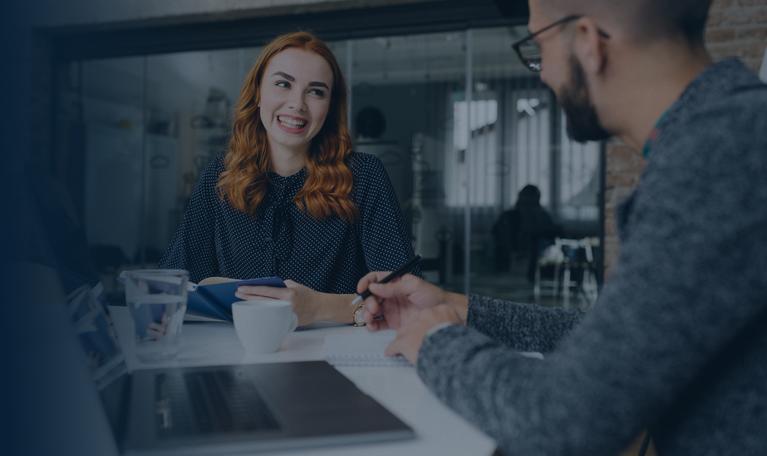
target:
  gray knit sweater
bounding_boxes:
[417,59,767,455]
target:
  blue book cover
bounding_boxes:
[187,277,286,322]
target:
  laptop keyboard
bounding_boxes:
[155,369,281,438]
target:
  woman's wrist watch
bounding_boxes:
[352,303,366,327]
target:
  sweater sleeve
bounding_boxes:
[158,159,221,282]
[416,109,767,455]
[467,294,583,352]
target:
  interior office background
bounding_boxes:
[13,0,767,308]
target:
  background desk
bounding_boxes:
[111,307,496,456]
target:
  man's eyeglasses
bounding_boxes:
[512,15,610,73]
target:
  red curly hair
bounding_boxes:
[218,31,357,222]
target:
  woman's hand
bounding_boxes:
[235,280,320,326]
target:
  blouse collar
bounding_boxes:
[266,168,307,202]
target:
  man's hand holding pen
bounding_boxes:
[355,272,470,364]
[355,273,444,330]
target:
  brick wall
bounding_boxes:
[602,0,767,273]
[708,0,767,71]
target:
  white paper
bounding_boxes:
[324,330,544,366]
[324,330,411,367]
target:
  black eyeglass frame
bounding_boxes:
[512,14,611,72]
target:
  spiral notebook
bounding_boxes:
[324,330,544,367]
[324,330,411,367]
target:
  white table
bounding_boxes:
[111,307,495,456]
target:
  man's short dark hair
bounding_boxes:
[642,0,714,46]
[549,0,714,47]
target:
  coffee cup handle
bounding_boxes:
[287,311,298,333]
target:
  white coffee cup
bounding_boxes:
[232,299,298,353]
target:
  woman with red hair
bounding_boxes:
[160,31,415,326]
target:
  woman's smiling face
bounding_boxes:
[258,47,334,157]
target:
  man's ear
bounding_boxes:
[572,17,608,75]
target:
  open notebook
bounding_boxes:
[185,276,285,322]
[324,329,545,367]
[324,330,411,367]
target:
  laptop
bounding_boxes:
[67,283,415,455]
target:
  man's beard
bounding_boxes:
[559,54,612,143]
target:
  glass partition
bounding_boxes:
[350,31,466,289]
[55,25,602,306]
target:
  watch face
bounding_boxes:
[353,306,366,326]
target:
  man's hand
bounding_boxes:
[356,273,446,331]
[385,304,463,364]
[356,272,469,331]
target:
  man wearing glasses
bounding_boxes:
[358,0,767,455]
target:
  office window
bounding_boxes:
[559,116,601,222]
[448,98,499,208]
[54,25,603,304]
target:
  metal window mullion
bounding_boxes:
[550,90,561,217]
[139,56,148,265]
[346,40,353,133]
[463,29,473,295]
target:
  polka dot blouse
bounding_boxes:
[159,152,416,293]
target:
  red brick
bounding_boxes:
[735,26,767,41]
[731,0,767,8]
[706,28,737,42]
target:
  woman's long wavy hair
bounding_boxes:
[218,31,357,222]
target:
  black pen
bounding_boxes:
[351,255,422,307]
